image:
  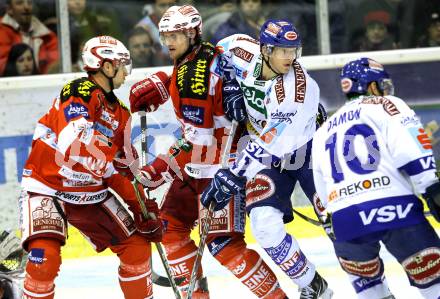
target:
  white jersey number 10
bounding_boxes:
[325,124,381,183]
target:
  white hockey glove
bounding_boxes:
[0,231,20,263]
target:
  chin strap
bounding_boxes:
[102,69,116,91]
[100,59,120,91]
[261,52,281,79]
[95,70,117,103]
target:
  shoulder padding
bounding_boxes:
[201,41,216,56]
[60,77,100,103]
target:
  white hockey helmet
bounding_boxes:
[82,35,132,73]
[158,5,202,36]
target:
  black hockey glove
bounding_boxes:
[222,79,247,123]
[322,215,335,241]
[201,168,246,211]
[316,103,328,128]
[423,181,440,222]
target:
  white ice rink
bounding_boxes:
[54,236,427,299]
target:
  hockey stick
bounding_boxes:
[134,111,182,299]
[186,120,239,299]
[152,271,185,287]
[131,180,183,298]
[292,208,323,227]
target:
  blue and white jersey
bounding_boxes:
[312,95,438,241]
[216,34,320,179]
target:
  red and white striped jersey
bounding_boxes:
[21,77,131,204]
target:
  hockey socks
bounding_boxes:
[346,273,393,299]
[110,234,153,299]
[163,233,207,294]
[225,249,287,298]
[23,238,61,299]
[118,259,153,299]
[264,233,316,288]
[166,244,210,298]
[250,206,316,288]
[208,235,286,298]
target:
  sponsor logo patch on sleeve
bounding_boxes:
[182,105,205,125]
[64,102,89,122]
[29,248,45,264]
[409,127,433,152]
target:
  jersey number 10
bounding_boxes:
[325,124,381,183]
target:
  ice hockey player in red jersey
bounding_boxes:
[123,4,288,299]
[19,35,163,299]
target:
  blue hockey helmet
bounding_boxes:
[260,19,302,48]
[340,57,394,97]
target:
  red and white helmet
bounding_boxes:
[82,35,132,73]
[158,5,202,35]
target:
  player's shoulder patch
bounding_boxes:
[231,46,254,63]
[217,34,258,54]
[360,95,400,116]
[228,35,259,65]
[60,77,100,103]
[235,35,259,46]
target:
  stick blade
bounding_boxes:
[152,271,185,287]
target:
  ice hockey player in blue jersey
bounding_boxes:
[312,57,440,299]
[201,19,333,299]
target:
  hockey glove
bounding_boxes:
[310,193,335,240]
[137,156,174,190]
[316,103,328,128]
[129,71,170,113]
[114,145,172,189]
[222,79,247,123]
[0,231,21,263]
[137,138,193,189]
[423,181,440,222]
[133,192,164,243]
[201,168,246,211]
[322,215,335,241]
[115,139,193,190]
[114,144,139,181]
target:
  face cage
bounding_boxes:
[265,45,302,60]
[379,78,394,96]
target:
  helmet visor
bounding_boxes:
[379,78,394,96]
[159,31,187,46]
[270,46,302,60]
[114,58,132,75]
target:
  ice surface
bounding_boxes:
[54,236,425,298]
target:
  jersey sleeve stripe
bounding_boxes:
[398,155,436,176]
